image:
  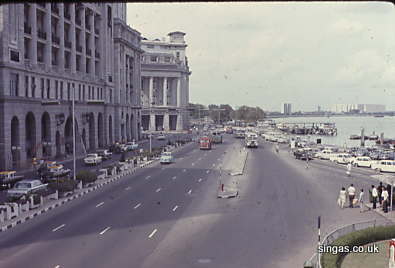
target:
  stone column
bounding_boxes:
[149,113,156,132]
[163,113,170,132]
[163,77,168,106]
[70,4,76,73]
[149,76,154,106]
[59,4,65,72]
[89,10,95,76]
[176,78,181,107]
[30,5,38,65]
[176,113,183,131]
[80,6,86,73]
[44,3,52,67]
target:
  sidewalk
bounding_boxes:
[365,203,395,222]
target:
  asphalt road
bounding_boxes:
[0,136,389,268]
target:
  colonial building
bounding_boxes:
[0,3,142,170]
[140,31,191,131]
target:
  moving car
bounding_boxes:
[160,152,174,164]
[371,160,395,173]
[316,149,334,160]
[211,131,223,144]
[7,179,47,199]
[157,135,166,141]
[351,156,374,168]
[199,136,212,150]
[84,154,102,166]
[97,149,113,160]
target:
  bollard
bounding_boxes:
[221,184,224,192]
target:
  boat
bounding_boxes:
[374,115,384,118]
[368,135,379,140]
[350,135,361,140]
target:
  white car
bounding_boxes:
[160,152,174,164]
[316,149,334,160]
[7,179,47,199]
[352,156,374,168]
[157,135,166,140]
[330,153,353,164]
[371,160,395,173]
[84,154,102,165]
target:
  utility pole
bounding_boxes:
[72,84,76,180]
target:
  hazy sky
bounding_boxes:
[127,2,395,112]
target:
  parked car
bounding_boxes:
[371,160,395,173]
[351,156,374,168]
[329,153,353,164]
[0,171,24,190]
[316,149,334,160]
[84,154,102,166]
[160,152,174,164]
[44,165,71,178]
[7,179,48,199]
[97,149,112,160]
[125,141,138,151]
[294,149,313,160]
[157,135,166,141]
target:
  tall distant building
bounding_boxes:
[281,103,292,115]
[331,104,385,113]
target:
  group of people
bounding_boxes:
[338,182,393,213]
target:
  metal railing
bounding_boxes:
[304,219,391,268]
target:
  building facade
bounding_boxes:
[140,31,191,132]
[331,104,386,113]
[0,3,142,170]
[281,103,292,115]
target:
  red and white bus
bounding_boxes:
[199,136,212,150]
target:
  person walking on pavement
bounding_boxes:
[358,189,365,213]
[378,182,383,206]
[382,186,389,213]
[346,162,352,177]
[305,156,309,169]
[372,185,378,209]
[387,184,392,210]
[275,144,279,154]
[348,184,356,208]
[338,187,347,209]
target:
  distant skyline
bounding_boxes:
[127,2,395,112]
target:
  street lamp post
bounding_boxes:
[72,85,76,180]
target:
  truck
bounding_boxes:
[210,131,223,144]
[199,136,212,150]
[7,179,48,199]
[160,152,174,164]
[0,171,24,190]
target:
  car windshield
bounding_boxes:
[15,182,31,189]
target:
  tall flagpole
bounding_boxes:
[72,85,76,180]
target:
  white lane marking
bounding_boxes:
[212,163,215,167]
[192,163,195,166]
[217,158,221,161]
[52,224,65,232]
[198,157,202,161]
[134,203,141,209]
[172,176,177,180]
[156,188,161,193]
[183,169,186,172]
[96,202,105,208]
[172,205,178,212]
[198,178,202,183]
[187,189,192,195]
[125,186,131,190]
[99,227,111,235]
[148,228,158,238]
[145,175,151,180]
[206,170,210,174]
[54,265,60,268]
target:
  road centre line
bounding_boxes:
[156,188,161,193]
[172,205,178,211]
[187,189,192,194]
[52,224,66,232]
[134,203,142,209]
[206,170,210,174]
[146,175,151,180]
[183,169,186,172]
[96,202,104,208]
[198,178,202,182]
[125,186,131,190]
[54,265,60,268]
[148,229,158,238]
[99,227,111,235]
[172,176,177,180]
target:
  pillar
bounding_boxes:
[163,113,170,132]
[163,77,168,106]
[70,4,76,73]
[80,6,86,73]
[176,78,181,107]
[176,113,182,131]
[59,4,65,72]
[149,113,155,132]
[44,3,52,67]
[89,9,95,75]
[149,76,154,106]
[30,5,38,65]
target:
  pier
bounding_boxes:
[276,122,337,136]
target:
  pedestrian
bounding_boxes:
[338,187,347,209]
[382,187,389,213]
[275,144,279,153]
[387,184,392,209]
[347,184,356,208]
[346,162,352,177]
[358,189,365,213]
[372,185,378,209]
[378,182,383,206]
[305,156,309,169]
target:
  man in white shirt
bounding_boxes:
[348,184,356,208]
[372,185,378,209]
[358,189,365,213]
[382,187,389,213]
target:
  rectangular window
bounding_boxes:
[60,81,63,100]
[67,82,70,100]
[147,45,154,49]
[55,80,59,99]
[72,83,75,99]
[25,76,29,97]
[150,56,158,62]
[82,85,85,100]
[41,78,45,98]
[97,87,99,100]
[88,86,91,99]
[78,84,81,100]
[10,73,19,96]
[164,57,171,63]
[109,89,112,103]
[101,88,103,100]
[46,79,50,98]
[31,77,35,98]
[10,50,20,62]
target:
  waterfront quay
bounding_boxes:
[277,122,337,136]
